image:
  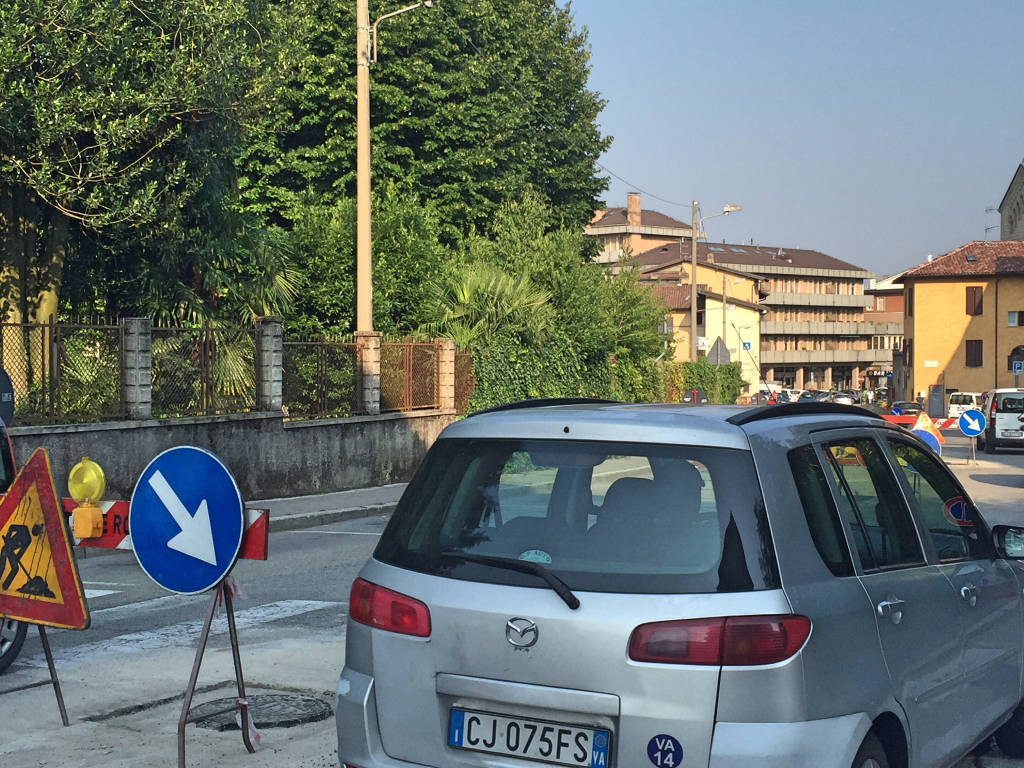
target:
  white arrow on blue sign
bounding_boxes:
[129,446,244,594]
[957,408,987,437]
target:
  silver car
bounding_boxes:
[336,400,1024,768]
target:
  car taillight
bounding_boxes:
[628,615,810,666]
[349,577,431,637]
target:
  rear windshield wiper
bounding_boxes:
[439,550,581,610]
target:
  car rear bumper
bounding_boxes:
[339,664,874,768]
[708,714,871,768]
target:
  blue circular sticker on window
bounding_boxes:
[647,734,683,766]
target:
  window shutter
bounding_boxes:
[966,339,983,367]
[966,286,983,316]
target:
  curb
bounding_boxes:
[266,503,398,533]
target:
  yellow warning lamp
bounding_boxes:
[68,457,106,538]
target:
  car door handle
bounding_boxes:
[876,597,906,624]
[960,584,978,607]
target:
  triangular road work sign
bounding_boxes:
[0,448,89,629]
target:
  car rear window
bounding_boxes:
[950,394,973,406]
[374,438,779,594]
[997,394,1024,412]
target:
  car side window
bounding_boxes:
[821,438,925,571]
[887,440,992,561]
[787,445,854,577]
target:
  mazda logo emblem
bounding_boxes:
[506,618,538,648]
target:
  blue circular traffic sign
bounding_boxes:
[957,408,987,437]
[129,446,244,594]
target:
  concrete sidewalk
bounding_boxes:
[247,482,406,531]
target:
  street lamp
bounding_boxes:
[356,0,434,333]
[689,202,741,361]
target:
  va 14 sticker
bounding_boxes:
[647,734,683,766]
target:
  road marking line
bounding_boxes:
[84,589,119,599]
[22,600,344,668]
[82,582,133,587]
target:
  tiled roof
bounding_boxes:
[646,283,692,310]
[903,241,1024,279]
[589,207,690,230]
[632,241,869,274]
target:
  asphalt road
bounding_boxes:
[3,432,1024,767]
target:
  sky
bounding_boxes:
[572,0,1024,276]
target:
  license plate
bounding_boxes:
[448,708,611,767]
[1001,430,1023,438]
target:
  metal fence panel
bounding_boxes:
[282,340,358,419]
[455,351,475,414]
[152,324,255,417]
[54,322,124,423]
[381,342,439,413]
[1,320,53,425]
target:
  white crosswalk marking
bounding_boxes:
[22,599,343,668]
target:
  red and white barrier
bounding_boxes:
[61,498,269,560]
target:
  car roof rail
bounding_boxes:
[726,402,884,426]
[467,397,622,418]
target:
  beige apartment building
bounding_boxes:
[585,193,692,267]
[690,242,884,390]
[631,243,763,393]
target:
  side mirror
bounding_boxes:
[993,526,1024,559]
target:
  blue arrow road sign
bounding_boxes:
[129,446,244,594]
[957,408,987,437]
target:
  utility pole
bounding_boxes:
[355,0,372,333]
[689,201,699,362]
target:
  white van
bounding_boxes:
[947,391,983,419]
[981,388,1024,453]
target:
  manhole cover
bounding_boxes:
[189,694,332,731]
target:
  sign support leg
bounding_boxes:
[38,626,69,726]
[178,585,222,768]
[178,582,255,768]
[223,585,256,754]
[0,626,70,726]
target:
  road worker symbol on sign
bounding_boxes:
[0,448,89,629]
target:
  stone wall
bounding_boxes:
[9,410,458,501]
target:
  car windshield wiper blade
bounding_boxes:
[439,550,580,610]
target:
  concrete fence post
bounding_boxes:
[437,338,456,411]
[122,317,152,420]
[256,317,284,411]
[355,331,381,415]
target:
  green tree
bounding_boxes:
[284,185,454,336]
[1,0,292,322]
[240,0,610,239]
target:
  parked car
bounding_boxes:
[947,392,983,420]
[0,418,27,674]
[336,399,1024,768]
[799,390,831,402]
[835,389,861,405]
[890,400,923,416]
[979,388,1024,453]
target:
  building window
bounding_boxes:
[966,286,983,316]
[906,285,913,317]
[1009,311,1024,327]
[965,339,983,367]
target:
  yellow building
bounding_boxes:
[632,245,764,394]
[902,240,1024,400]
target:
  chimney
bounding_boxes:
[626,192,641,227]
